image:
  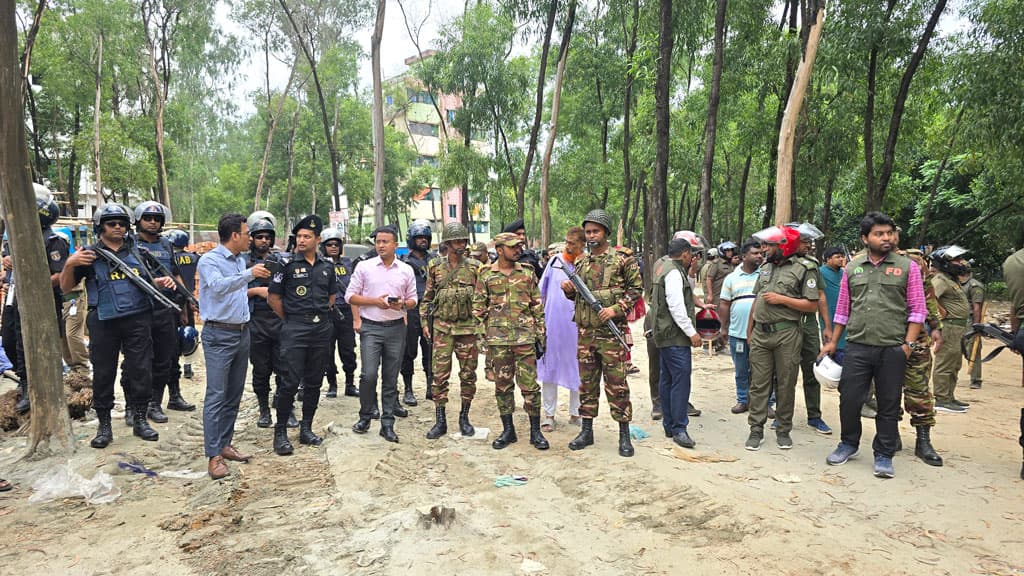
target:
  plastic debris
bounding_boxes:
[494,475,528,488]
[160,469,208,480]
[450,427,490,440]
[117,461,158,478]
[629,424,649,440]
[29,462,120,504]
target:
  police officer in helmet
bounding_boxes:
[320,227,358,398]
[400,219,434,406]
[165,228,199,380]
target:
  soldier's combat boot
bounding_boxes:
[458,400,475,437]
[299,420,323,446]
[124,405,135,427]
[273,425,294,456]
[344,372,358,397]
[91,411,113,449]
[914,426,943,466]
[568,418,594,450]
[132,406,159,441]
[166,383,195,411]
[618,421,635,457]
[492,414,517,449]
[14,381,29,414]
[183,363,193,379]
[287,404,299,428]
[403,380,418,407]
[147,402,169,423]
[529,415,549,450]
[325,373,338,398]
[257,394,272,428]
[425,405,447,439]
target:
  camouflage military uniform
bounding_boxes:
[422,255,481,405]
[472,261,545,416]
[568,250,642,423]
[903,262,940,428]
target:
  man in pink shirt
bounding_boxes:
[820,212,926,479]
[345,226,418,442]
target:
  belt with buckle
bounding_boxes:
[756,320,798,333]
[291,313,329,324]
[362,317,404,328]
[206,320,248,331]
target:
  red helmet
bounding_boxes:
[672,230,706,250]
[753,225,801,258]
[695,308,721,339]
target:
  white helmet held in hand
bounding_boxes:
[813,355,842,389]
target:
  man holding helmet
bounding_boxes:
[744,225,819,452]
[399,219,434,405]
[320,227,358,399]
[930,245,973,411]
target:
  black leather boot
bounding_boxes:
[91,410,113,448]
[403,381,418,407]
[568,418,594,450]
[325,373,338,398]
[344,373,358,397]
[257,395,272,428]
[147,402,169,423]
[492,414,517,449]
[132,407,159,441]
[273,425,294,455]
[914,426,943,466]
[425,405,447,439]
[299,420,323,446]
[166,383,195,411]
[618,421,635,457]
[124,405,135,427]
[183,363,193,379]
[287,405,299,428]
[459,400,475,437]
[529,415,549,450]
[14,381,29,414]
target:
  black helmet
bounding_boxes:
[93,203,134,234]
[164,229,190,249]
[134,201,171,229]
[582,209,612,234]
[34,183,59,228]
[249,218,276,242]
[407,219,432,249]
[930,245,969,276]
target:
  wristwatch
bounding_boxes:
[903,340,920,351]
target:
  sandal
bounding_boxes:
[540,415,554,433]
[569,415,582,426]
[0,478,12,492]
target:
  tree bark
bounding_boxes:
[539,0,577,249]
[917,104,965,244]
[284,109,299,230]
[141,0,173,209]
[699,0,728,240]
[371,0,386,227]
[775,4,824,225]
[67,105,80,211]
[620,0,639,235]
[253,61,297,211]
[737,153,752,240]
[864,0,898,210]
[648,0,673,282]
[92,32,103,205]
[0,0,74,456]
[515,0,559,220]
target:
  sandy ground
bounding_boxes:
[1,316,1023,576]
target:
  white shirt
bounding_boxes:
[664,268,697,337]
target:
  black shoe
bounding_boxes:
[393,406,409,418]
[287,409,299,428]
[426,386,434,401]
[273,426,294,455]
[352,417,371,434]
[344,376,359,396]
[569,418,594,451]
[426,405,447,439]
[459,401,475,437]
[529,415,549,450]
[651,400,663,421]
[183,364,193,379]
[326,384,338,399]
[618,421,634,457]
[672,430,696,449]
[492,414,518,449]
[687,402,702,417]
[403,386,418,407]
[132,410,160,441]
[124,406,135,427]
[257,406,272,428]
[147,402,169,424]
[166,394,195,412]
[914,426,943,467]
[299,421,323,446]
[370,407,380,420]
[14,382,29,414]
[380,424,399,443]
[91,412,113,449]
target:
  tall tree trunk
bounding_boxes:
[539,0,577,249]
[776,3,824,225]
[461,127,471,227]
[596,74,609,207]
[515,0,559,220]
[146,34,170,208]
[917,104,965,244]
[864,0,898,210]
[0,0,73,456]
[284,109,299,230]
[871,0,947,211]
[371,0,386,227]
[92,32,103,205]
[620,0,639,233]
[699,0,728,240]
[67,104,80,211]
[737,153,752,240]
[648,0,673,281]
[253,62,297,211]
[763,0,799,228]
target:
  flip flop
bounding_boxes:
[541,416,554,433]
[0,478,12,492]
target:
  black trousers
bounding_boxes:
[89,309,153,412]
[250,310,283,404]
[127,307,177,406]
[1,305,25,383]
[168,301,195,392]
[838,341,906,457]
[400,308,432,387]
[276,319,332,424]
[326,306,357,379]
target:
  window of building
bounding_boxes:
[472,222,488,234]
[408,121,439,137]
[446,109,456,123]
[406,89,435,105]
[415,155,439,168]
[448,204,457,219]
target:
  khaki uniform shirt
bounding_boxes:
[752,256,818,325]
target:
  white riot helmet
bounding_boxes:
[813,355,842,390]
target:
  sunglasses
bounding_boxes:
[104,220,128,229]
[140,214,163,222]
[252,233,272,240]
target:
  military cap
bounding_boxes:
[502,219,525,234]
[493,232,524,247]
[292,214,324,235]
[469,241,488,256]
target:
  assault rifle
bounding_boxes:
[552,259,629,350]
[92,245,181,313]
[138,248,199,308]
[961,322,1019,363]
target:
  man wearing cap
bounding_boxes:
[469,241,489,265]
[503,219,542,279]
[268,215,337,455]
[472,232,548,450]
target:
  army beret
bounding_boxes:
[292,214,324,235]
[502,219,525,234]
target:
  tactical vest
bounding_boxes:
[844,253,911,347]
[652,258,694,348]
[87,243,152,320]
[432,258,476,322]
[574,251,626,329]
[137,236,176,298]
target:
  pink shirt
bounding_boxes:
[345,255,418,322]
[833,256,926,326]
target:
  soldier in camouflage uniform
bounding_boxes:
[901,249,944,466]
[472,232,548,450]
[560,209,643,457]
[423,222,481,439]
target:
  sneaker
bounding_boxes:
[770,419,778,430]
[873,455,895,478]
[860,405,877,419]
[969,381,982,389]
[951,397,970,407]
[935,401,967,414]
[826,443,859,465]
[745,431,765,451]
[776,431,793,450]
[808,418,832,435]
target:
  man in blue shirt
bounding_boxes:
[718,241,763,414]
[198,213,270,480]
[819,247,847,361]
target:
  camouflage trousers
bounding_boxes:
[577,327,632,422]
[903,334,936,428]
[430,330,478,405]
[491,344,540,417]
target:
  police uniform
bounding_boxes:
[135,233,184,421]
[707,258,735,305]
[961,275,985,386]
[268,217,337,445]
[247,248,286,426]
[173,247,200,381]
[796,254,825,423]
[931,271,971,404]
[325,254,357,394]
[1000,248,1024,479]
[399,248,433,400]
